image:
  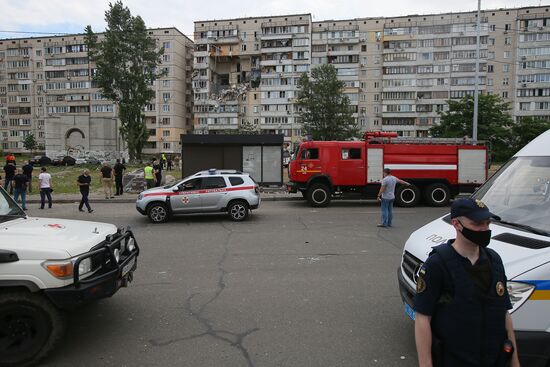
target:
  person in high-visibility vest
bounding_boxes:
[144,162,155,189]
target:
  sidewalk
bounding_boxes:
[23,187,301,204]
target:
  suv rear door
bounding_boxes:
[171,178,203,213]
[200,176,228,211]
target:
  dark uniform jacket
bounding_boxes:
[414,240,512,367]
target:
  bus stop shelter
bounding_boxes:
[180,134,285,186]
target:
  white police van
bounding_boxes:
[398,130,550,366]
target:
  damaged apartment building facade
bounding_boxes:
[194,6,550,145]
[0,28,193,156]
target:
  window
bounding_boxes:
[504,37,511,45]
[163,54,170,62]
[301,148,319,160]
[504,51,511,59]
[162,130,170,137]
[341,148,361,160]
[201,177,226,189]
[503,64,509,73]
[502,91,509,98]
[503,77,509,86]
[163,104,170,112]
[229,177,244,186]
[163,41,171,49]
[487,65,494,73]
[162,80,171,87]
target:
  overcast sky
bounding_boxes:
[0,0,545,40]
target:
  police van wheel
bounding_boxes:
[424,183,451,207]
[307,184,331,207]
[0,291,65,367]
[147,202,170,223]
[228,200,249,221]
[395,184,420,207]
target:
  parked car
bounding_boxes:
[0,186,139,366]
[85,157,101,165]
[136,169,261,223]
[52,156,76,166]
[29,155,52,166]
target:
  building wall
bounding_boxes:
[0,27,193,156]
[194,6,550,141]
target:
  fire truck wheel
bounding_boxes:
[307,184,331,207]
[395,184,420,207]
[424,183,451,207]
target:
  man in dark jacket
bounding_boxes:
[113,159,126,196]
[22,160,33,193]
[3,162,16,194]
[11,168,28,210]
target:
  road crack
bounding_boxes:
[149,228,259,367]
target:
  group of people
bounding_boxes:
[143,158,163,189]
[2,159,53,210]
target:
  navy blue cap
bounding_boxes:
[450,198,500,221]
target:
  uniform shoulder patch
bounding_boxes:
[416,276,427,293]
[496,281,505,297]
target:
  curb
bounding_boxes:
[24,195,303,204]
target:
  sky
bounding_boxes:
[0,0,546,40]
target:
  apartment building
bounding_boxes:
[193,14,312,148]
[0,27,193,156]
[195,6,550,140]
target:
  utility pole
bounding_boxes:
[473,0,481,144]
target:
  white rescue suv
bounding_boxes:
[0,187,139,367]
[398,129,550,366]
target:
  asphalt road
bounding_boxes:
[28,200,449,367]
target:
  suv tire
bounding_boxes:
[307,184,331,207]
[0,291,65,367]
[147,202,170,223]
[228,200,249,221]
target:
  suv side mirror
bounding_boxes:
[172,186,179,192]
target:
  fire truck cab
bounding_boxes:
[287,132,488,207]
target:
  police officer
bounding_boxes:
[414,198,520,367]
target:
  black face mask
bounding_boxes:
[458,220,492,248]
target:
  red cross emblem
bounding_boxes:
[181,196,189,204]
[45,224,65,229]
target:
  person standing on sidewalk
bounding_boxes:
[22,160,33,193]
[152,158,162,187]
[3,161,16,194]
[11,168,28,210]
[38,167,53,209]
[113,159,126,196]
[376,168,411,228]
[77,169,93,213]
[144,161,155,189]
[100,161,114,199]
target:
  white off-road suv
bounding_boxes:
[136,169,261,223]
[0,186,139,366]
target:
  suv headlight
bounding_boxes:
[43,257,94,279]
[508,281,535,313]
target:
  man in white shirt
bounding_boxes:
[38,167,53,209]
[376,168,410,228]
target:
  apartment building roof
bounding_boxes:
[0,27,192,43]
[194,13,312,24]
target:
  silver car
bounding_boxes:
[136,169,261,223]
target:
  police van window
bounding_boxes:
[342,148,361,160]
[229,176,244,186]
[301,148,319,160]
[202,177,227,189]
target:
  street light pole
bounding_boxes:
[473,0,481,144]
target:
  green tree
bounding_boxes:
[296,64,360,140]
[431,94,514,161]
[23,133,38,153]
[510,117,550,154]
[85,1,164,160]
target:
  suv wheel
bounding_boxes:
[0,291,65,367]
[147,202,170,223]
[228,200,249,221]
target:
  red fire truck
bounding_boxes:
[287,132,488,207]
